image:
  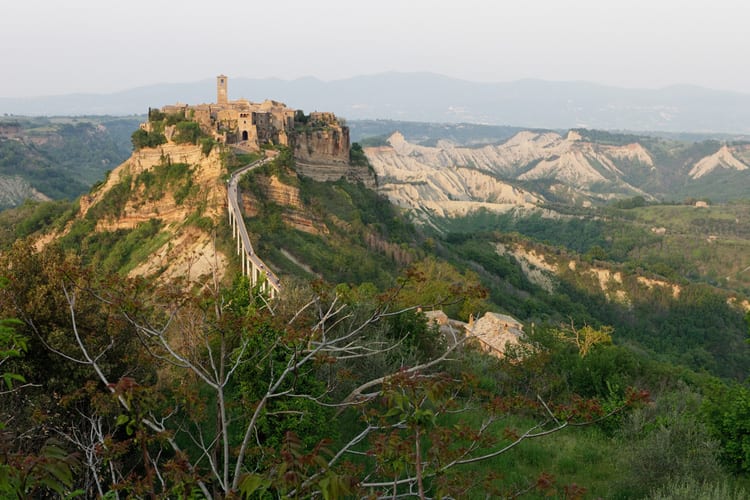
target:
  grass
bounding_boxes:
[450,420,625,498]
[332,403,629,499]
[226,151,264,173]
[120,228,172,275]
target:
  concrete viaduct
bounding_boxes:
[227,157,282,298]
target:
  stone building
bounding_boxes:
[152,75,369,183]
[161,75,296,151]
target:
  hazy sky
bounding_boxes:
[2,0,748,97]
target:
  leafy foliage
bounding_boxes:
[4,118,750,497]
[134,157,195,205]
[615,386,726,497]
[173,121,202,145]
[130,128,166,150]
[85,174,133,221]
[395,257,489,321]
[349,142,368,166]
[702,383,750,473]
[0,438,82,498]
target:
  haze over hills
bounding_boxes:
[4,72,750,135]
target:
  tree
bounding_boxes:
[617,385,726,497]
[395,257,489,321]
[349,142,368,166]
[703,383,750,473]
[0,300,26,394]
[131,128,166,150]
[173,121,202,145]
[554,321,613,358]
[0,278,81,498]
[0,243,643,497]
[294,109,309,125]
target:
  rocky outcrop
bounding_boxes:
[602,142,654,166]
[129,226,229,283]
[292,121,376,187]
[0,175,50,208]
[49,143,229,284]
[689,145,749,179]
[82,144,225,230]
[266,176,302,208]
[468,313,525,357]
[294,127,350,165]
[425,310,526,358]
[496,243,556,293]
[240,172,323,235]
[365,132,543,218]
[364,131,657,218]
[294,160,376,188]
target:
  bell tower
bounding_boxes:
[217,74,228,105]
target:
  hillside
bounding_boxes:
[205,138,750,379]
[0,116,141,208]
[2,114,747,372]
[3,109,750,497]
[0,79,749,496]
[24,141,229,285]
[364,130,750,216]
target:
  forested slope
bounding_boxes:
[0,120,750,497]
[0,116,141,208]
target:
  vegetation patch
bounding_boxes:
[134,157,196,205]
[85,174,133,221]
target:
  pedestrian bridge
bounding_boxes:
[226,157,281,298]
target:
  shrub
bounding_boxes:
[294,110,309,124]
[173,121,202,145]
[148,108,165,122]
[200,137,215,156]
[165,112,186,126]
[349,142,369,166]
[650,477,747,500]
[131,129,166,150]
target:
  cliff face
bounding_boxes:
[240,170,326,235]
[80,144,225,230]
[46,143,229,284]
[366,130,750,217]
[292,125,375,187]
[293,126,350,164]
[365,132,543,219]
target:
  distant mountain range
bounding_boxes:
[3,73,750,135]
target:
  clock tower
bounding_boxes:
[217,75,228,105]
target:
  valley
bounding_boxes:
[1,88,750,497]
[7,0,750,494]
[0,116,141,208]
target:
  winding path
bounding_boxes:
[227,156,282,298]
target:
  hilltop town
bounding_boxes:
[148,75,349,163]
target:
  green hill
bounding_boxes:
[1,120,750,497]
[0,116,141,208]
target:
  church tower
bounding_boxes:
[217,75,228,105]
